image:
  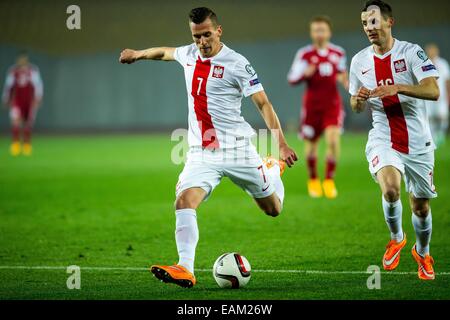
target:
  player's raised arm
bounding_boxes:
[251,90,298,167]
[119,47,176,64]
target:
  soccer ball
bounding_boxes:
[213,253,251,289]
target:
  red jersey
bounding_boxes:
[288,43,346,110]
[2,64,43,108]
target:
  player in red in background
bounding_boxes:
[288,16,349,199]
[2,52,43,156]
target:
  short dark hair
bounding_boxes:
[362,0,393,19]
[310,15,332,30]
[189,7,218,26]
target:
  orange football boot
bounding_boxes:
[262,156,285,176]
[150,264,196,288]
[411,245,435,280]
[382,233,407,271]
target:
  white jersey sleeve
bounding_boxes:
[407,44,439,83]
[349,56,363,96]
[287,49,308,84]
[173,44,192,66]
[233,55,264,97]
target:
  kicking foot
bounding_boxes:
[262,156,285,176]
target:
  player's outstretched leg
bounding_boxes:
[150,188,205,288]
[410,196,434,280]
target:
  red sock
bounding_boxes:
[326,157,337,180]
[24,125,32,144]
[307,155,318,179]
[12,125,20,143]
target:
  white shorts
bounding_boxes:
[365,144,437,199]
[175,143,275,201]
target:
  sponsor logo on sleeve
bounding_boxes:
[212,65,225,78]
[422,64,436,72]
[394,59,407,73]
[249,78,260,86]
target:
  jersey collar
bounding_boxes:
[197,42,227,62]
[372,38,398,59]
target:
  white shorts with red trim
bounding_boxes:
[366,144,437,199]
[175,142,275,201]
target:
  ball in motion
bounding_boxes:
[213,253,251,288]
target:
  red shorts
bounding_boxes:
[299,105,345,141]
[10,104,33,121]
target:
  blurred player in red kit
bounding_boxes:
[2,52,43,156]
[288,16,349,199]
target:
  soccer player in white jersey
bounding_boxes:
[424,43,450,147]
[119,7,298,288]
[349,0,440,280]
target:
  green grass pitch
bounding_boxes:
[0,133,449,300]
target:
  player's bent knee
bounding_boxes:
[412,201,430,217]
[174,195,198,210]
[263,202,282,217]
[383,188,400,202]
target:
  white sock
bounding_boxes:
[175,209,198,274]
[382,196,404,242]
[412,211,432,256]
[265,163,285,205]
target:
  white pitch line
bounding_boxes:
[0,265,449,275]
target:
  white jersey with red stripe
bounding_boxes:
[349,39,440,155]
[174,43,264,149]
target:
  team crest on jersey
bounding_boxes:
[212,65,225,78]
[394,59,407,73]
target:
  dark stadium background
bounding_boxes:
[1,0,449,133]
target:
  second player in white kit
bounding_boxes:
[350,0,440,280]
[120,7,297,288]
[350,39,439,198]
